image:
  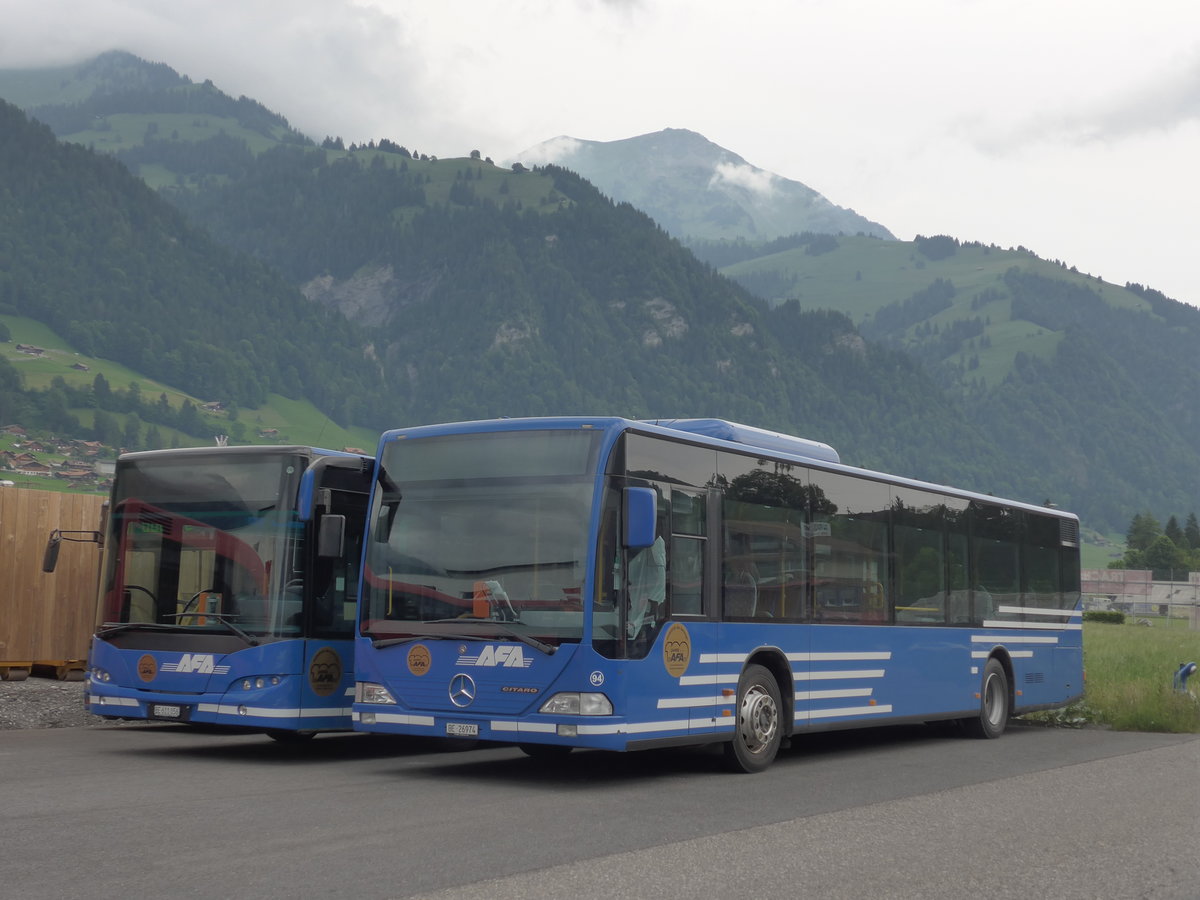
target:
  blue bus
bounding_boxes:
[51,445,372,741]
[352,417,1082,771]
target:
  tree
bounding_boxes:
[1144,535,1188,581]
[92,409,120,446]
[1184,512,1200,550]
[123,413,142,451]
[1164,515,1184,547]
[1126,512,1162,552]
[92,373,112,408]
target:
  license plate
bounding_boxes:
[150,704,184,720]
[446,722,478,737]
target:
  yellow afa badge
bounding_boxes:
[662,623,691,678]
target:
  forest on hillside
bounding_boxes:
[3,52,1199,534]
[0,100,388,429]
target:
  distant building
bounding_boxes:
[1084,567,1199,618]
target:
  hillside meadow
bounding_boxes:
[2,314,378,454]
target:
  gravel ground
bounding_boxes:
[0,676,100,730]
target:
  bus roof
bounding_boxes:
[117,445,368,462]
[646,418,840,464]
[377,417,1078,523]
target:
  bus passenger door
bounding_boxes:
[668,489,718,736]
[301,487,368,727]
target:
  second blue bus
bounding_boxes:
[68,445,371,740]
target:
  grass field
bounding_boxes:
[1028,620,1200,733]
[2,313,378,454]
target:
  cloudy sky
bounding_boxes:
[3,0,1199,306]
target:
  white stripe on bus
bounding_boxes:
[971,633,1059,643]
[794,669,886,680]
[998,606,1079,618]
[798,704,894,720]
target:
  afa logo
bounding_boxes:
[161,654,230,675]
[309,647,343,697]
[137,654,157,683]
[662,623,691,678]
[456,644,533,668]
[407,644,432,677]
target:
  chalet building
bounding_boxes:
[57,466,98,483]
[14,461,52,476]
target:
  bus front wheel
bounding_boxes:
[723,664,783,773]
[962,658,1010,739]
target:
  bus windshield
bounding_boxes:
[100,452,307,639]
[361,429,602,645]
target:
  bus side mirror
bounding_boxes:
[42,532,62,573]
[317,514,346,559]
[42,529,103,573]
[623,487,657,549]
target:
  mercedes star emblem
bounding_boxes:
[449,673,476,708]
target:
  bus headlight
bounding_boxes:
[356,682,397,705]
[539,692,612,716]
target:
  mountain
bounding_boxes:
[697,233,1200,528]
[0,57,1001,491]
[0,97,386,444]
[513,129,893,242]
[2,52,1197,535]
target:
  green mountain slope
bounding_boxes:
[0,98,388,434]
[2,52,1197,533]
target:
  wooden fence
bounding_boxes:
[0,487,105,679]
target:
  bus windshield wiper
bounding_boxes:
[373,620,556,655]
[163,613,259,646]
[97,622,186,638]
[372,631,480,649]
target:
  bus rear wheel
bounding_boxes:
[723,664,783,773]
[962,658,1010,739]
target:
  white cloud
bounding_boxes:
[709,162,776,198]
[0,0,1198,305]
[515,136,584,166]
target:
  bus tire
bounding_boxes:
[962,658,1009,739]
[723,664,783,773]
